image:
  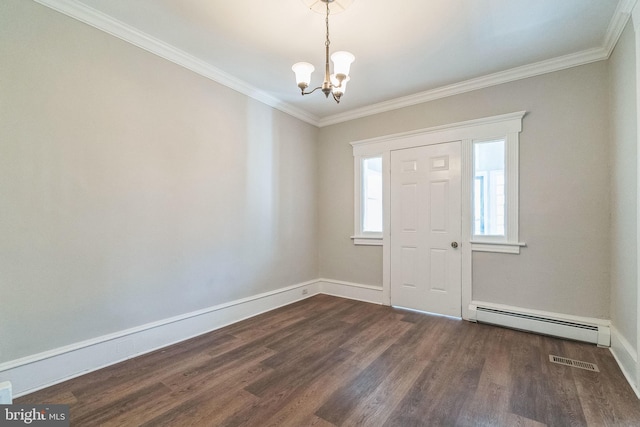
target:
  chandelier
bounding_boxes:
[291,0,355,104]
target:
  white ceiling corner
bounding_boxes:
[33,0,629,128]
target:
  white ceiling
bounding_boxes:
[39,0,628,126]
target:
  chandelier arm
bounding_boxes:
[300,86,324,96]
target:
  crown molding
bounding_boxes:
[33,0,321,127]
[631,0,640,30]
[603,0,637,55]
[33,0,632,129]
[318,47,607,127]
[319,0,635,127]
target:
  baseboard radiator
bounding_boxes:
[469,304,610,347]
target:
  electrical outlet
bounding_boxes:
[0,381,12,404]
[302,288,309,295]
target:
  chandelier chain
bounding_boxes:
[325,1,330,48]
[323,0,331,88]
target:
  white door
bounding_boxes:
[390,141,462,317]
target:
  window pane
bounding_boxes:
[362,157,382,233]
[474,140,505,236]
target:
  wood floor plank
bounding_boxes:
[70,331,238,401]
[263,309,417,426]
[16,295,640,426]
[71,382,173,426]
[456,327,521,426]
[66,334,244,420]
[262,315,413,426]
[111,350,276,426]
[381,318,489,426]
[339,309,414,367]
[542,339,589,427]
[509,333,548,424]
[316,314,458,425]
[278,414,336,427]
[223,294,345,341]
[139,389,258,427]
[260,319,352,370]
[456,382,512,427]
[573,344,640,426]
[222,347,354,426]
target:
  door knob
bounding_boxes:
[451,241,458,249]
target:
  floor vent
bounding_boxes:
[549,355,599,372]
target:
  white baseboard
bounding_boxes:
[610,326,640,399]
[317,279,384,305]
[0,278,384,398]
[0,280,322,397]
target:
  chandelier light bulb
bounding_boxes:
[331,51,355,79]
[331,74,350,96]
[292,62,315,89]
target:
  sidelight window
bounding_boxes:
[473,139,505,237]
[352,155,384,245]
[362,157,383,233]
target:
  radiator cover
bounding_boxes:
[469,303,610,347]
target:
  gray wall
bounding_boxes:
[0,0,318,363]
[609,21,638,350]
[318,61,611,319]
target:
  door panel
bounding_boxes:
[430,180,448,231]
[390,141,462,317]
[401,184,418,231]
[401,247,418,288]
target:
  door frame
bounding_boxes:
[351,111,525,321]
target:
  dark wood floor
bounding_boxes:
[17,295,640,426]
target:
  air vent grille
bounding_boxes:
[549,355,599,372]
